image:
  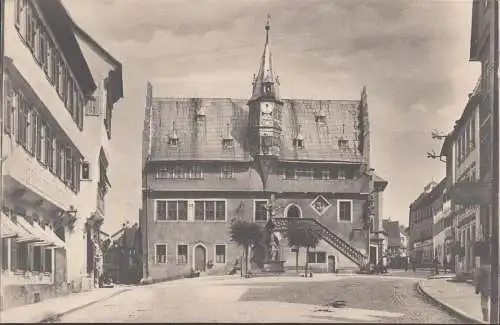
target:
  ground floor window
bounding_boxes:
[307,251,326,263]
[215,245,226,264]
[44,249,52,273]
[155,244,167,264]
[33,246,42,272]
[17,242,29,271]
[2,239,8,270]
[176,244,188,264]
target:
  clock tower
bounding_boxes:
[247,16,283,189]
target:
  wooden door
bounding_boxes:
[328,255,336,273]
[194,245,206,272]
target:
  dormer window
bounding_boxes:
[264,84,272,95]
[293,138,304,149]
[338,138,348,148]
[315,115,326,123]
[222,138,234,151]
[195,106,206,122]
[168,137,178,146]
[222,122,233,151]
[168,122,179,146]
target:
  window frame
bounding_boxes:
[176,243,188,265]
[194,199,227,222]
[154,243,168,264]
[307,251,327,264]
[337,199,353,223]
[214,244,227,264]
[253,199,269,222]
[221,164,234,179]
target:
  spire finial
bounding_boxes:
[265,15,271,42]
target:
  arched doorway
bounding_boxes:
[286,204,301,218]
[193,244,207,272]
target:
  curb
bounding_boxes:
[416,280,485,324]
[38,288,131,323]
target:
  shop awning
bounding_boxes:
[15,216,49,245]
[40,225,66,248]
[1,213,19,239]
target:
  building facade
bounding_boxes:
[440,82,482,275]
[141,19,388,281]
[432,192,452,267]
[1,0,122,310]
[409,180,447,268]
[469,0,498,267]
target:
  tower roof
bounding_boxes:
[250,15,280,102]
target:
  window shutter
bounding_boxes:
[19,4,28,39]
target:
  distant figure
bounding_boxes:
[382,256,388,273]
[412,259,417,272]
[443,257,448,274]
[433,256,440,275]
[403,257,409,272]
[475,262,491,322]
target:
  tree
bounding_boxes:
[283,220,319,277]
[229,219,263,277]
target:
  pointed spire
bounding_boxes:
[249,15,280,102]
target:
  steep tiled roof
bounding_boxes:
[149,97,365,163]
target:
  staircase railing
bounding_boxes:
[271,217,366,267]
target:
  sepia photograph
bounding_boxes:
[0,0,498,323]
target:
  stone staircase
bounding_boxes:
[271,217,367,267]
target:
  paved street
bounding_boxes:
[53,275,464,323]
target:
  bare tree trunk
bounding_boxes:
[305,246,309,277]
[296,247,299,273]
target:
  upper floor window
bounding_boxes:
[14,0,84,130]
[194,200,226,221]
[338,200,352,222]
[254,200,269,221]
[6,76,80,193]
[155,200,188,221]
[156,165,202,179]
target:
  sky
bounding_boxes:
[61,0,479,233]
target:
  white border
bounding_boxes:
[337,199,353,222]
[214,244,228,264]
[192,242,208,270]
[175,242,189,265]
[284,203,303,218]
[253,199,269,221]
[154,243,168,264]
[310,195,332,216]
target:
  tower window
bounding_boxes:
[315,115,326,123]
[293,138,304,149]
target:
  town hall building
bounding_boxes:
[140,17,388,281]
